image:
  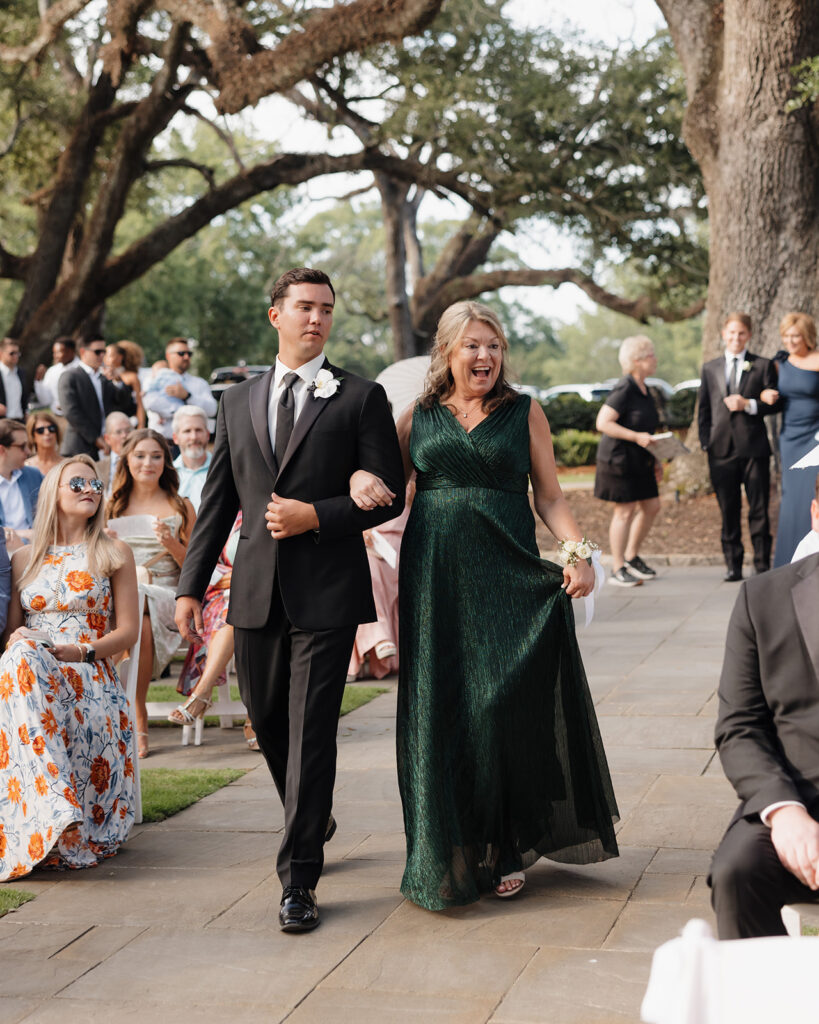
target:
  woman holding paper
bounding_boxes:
[107,429,195,757]
[594,335,662,587]
[0,455,139,880]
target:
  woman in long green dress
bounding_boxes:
[353,302,619,910]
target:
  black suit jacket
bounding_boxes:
[697,352,778,458]
[177,360,405,631]
[0,368,32,419]
[58,366,136,458]
[716,553,819,824]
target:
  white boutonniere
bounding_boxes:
[308,368,342,399]
[741,360,751,373]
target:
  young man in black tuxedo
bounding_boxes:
[697,312,779,581]
[176,268,404,932]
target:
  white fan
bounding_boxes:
[375,356,431,422]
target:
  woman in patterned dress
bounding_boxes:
[0,455,139,881]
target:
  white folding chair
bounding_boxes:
[181,655,247,746]
[121,592,146,824]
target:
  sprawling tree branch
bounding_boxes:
[0,0,88,63]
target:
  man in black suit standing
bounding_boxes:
[710,551,819,937]
[59,337,135,458]
[0,338,32,420]
[698,312,779,581]
[176,268,405,932]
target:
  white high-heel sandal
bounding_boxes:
[168,693,213,726]
[495,872,526,898]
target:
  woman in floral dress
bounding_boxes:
[0,456,139,880]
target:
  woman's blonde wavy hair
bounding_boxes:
[19,455,125,589]
[418,301,517,412]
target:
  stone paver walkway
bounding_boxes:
[0,566,740,1023]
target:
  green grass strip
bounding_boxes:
[148,683,388,726]
[140,767,246,822]
[0,889,36,917]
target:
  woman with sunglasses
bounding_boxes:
[107,429,195,758]
[25,410,63,477]
[0,456,140,881]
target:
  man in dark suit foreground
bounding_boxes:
[176,268,404,932]
[698,312,778,581]
[59,337,135,458]
[710,549,819,937]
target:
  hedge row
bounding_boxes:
[541,389,696,433]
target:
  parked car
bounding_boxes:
[541,382,614,404]
[209,362,270,401]
[602,376,675,399]
[673,378,701,394]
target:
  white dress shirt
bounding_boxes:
[0,470,28,529]
[723,349,757,415]
[0,363,24,419]
[39,357,81,414]
[267,353,326,455]
[80,361,106,434]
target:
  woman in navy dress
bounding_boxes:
[762,313,819,566]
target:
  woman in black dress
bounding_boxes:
[594,335,662,587]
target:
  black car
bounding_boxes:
[209,363,270,401]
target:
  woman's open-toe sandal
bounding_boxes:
[168,694,213,726]
[495,871,526,898]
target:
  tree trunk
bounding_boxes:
[375,172,416,360]
[659,0,819,359]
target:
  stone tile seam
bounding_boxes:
[484,943,541,1024]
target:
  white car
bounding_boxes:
[541,382,614,403]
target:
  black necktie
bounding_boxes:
[275,371,299,469]
[728,357,740,394]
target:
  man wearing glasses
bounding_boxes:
[58,338,136,459]
[142,337,217,445]
[0,418,42,549]
[0,338,32,420]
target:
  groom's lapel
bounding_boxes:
[792,556,819,684]
[276,358,333,481]
[249,368,277,478]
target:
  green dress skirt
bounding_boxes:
[397,396,619,910]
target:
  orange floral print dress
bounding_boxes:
[0,544,135,881]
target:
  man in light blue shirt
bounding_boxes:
[172,405,211,512]
[0,418,43,548]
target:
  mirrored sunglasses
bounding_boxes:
[34,424,58,434]
[64,476,104,494]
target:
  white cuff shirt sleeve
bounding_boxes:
[760,800,805,826]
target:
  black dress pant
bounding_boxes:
[709,815,819,938]
[708,451,771,571]
[233,581,356,890]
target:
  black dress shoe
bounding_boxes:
[325,815,337,843]
[279,886,320,932]
[723,569,743,582]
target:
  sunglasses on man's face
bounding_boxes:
[88,347,106,356]
[170,350,192,358]
[63,476,104,494]
[34,424,58,435]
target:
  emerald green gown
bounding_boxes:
[397,396,619,911]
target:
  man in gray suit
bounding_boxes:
[710,551,819,937]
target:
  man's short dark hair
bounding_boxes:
[0,418,26,448]
[54,335,76,351]
[79,336,105,350]
[269,268,335,308]
[165,336,190,353]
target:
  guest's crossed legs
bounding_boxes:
[710,815,819,939]
[233,582,356,890]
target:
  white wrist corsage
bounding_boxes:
[308,368,342,399]
[556,537,599,567]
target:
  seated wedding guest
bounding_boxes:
[791,475,819,561]
[0,455,139,881]
[167,515,261,750]
[0,338,32,420]
[172,405,211,511]
[107,429,195,758]
[25,410,62,477]
[347,484,414,680]
[710,547,819,937]
[142,337,217,444]
[59,338,136,459]
[0,531,10,634]
[37,336,81,415]
[99,411,132,497]
[104,341,146,428]
[0,418,43,551]
[594,335,663,587]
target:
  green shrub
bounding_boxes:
[666,388,697,429]
[552,430,599,467]
[541,394,603,432]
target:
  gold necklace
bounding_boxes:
[450,401,479,419]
